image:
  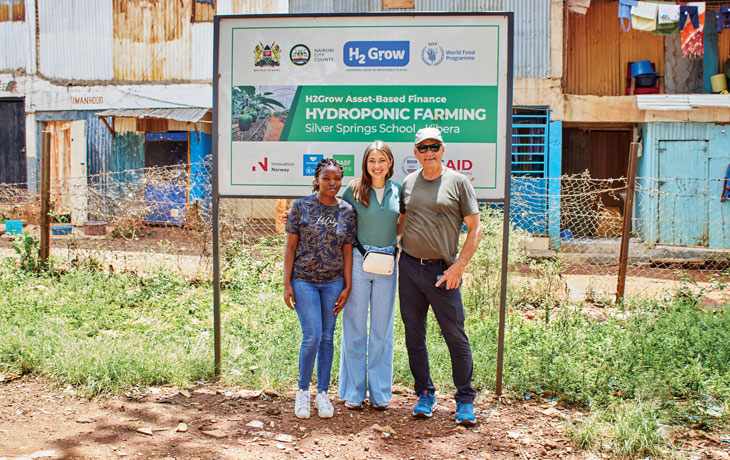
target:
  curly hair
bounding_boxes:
[312,158,344,192]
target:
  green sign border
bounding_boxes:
[229,24,501,190]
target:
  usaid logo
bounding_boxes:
[343,41,410,67]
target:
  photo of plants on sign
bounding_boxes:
[231,85,292,142]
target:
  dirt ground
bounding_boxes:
[2,378,730,460]
[0,377,593,460]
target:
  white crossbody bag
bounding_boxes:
[356,240,397,275]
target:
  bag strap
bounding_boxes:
[354,237,399,257]
[354,238,367,256]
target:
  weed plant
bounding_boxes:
[1,209,729,458]
[0,262,213,396]
[462,206,530,312]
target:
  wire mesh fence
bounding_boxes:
[1,164,729,297]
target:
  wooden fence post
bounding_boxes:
[616,141,640,303]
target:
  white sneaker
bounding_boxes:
[314,391,334,418]
[294,389,310,419]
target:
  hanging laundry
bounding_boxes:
[718,6,730,34]
[658,4,680,24]
[655,4,680,35]
[619,0,639,32]
[680,3,704,59]
[679,5,699,30]
[631,2,658,32]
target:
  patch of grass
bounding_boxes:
[1,210,729,457]
[567,400,664,458]
[0,263,214,396]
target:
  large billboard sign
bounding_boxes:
[214,13,512,200]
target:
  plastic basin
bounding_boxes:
[51,225,72,235]
[5,220,23,235]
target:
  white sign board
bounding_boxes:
[215,13,511,199]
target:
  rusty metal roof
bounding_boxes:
[96,107,209,123]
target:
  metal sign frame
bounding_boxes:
[212,11,513,394]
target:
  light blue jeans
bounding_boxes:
[292,278,343,393]
[338,246,397,406]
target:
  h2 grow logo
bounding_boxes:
[343,41,409,67]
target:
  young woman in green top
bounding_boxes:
[338,140,402,410]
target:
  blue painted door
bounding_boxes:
[708,157,730,249]
[189,132,212,219]
[144,132,188,226]
[657,140,708,246]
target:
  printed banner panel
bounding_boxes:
[216,14,510,199]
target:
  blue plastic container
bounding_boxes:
[51,225,72,235]
[631,60,657,77]
[560,229,573,240]
[5,220,23,235]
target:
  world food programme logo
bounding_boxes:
[290,44,311,66]
[421,42,444,66]
[255,42,281,67]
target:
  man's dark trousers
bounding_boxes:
[398,252,476,404]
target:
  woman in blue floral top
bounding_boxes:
[284,158,357,420]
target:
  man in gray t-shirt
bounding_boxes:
[398,127,483,426]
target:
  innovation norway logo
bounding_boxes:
[343,41,410,67]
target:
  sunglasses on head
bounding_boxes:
[416,143,442,153]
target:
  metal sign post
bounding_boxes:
[495,15,514,396]
[212,12,513,391]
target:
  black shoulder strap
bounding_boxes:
[354,238,367,256]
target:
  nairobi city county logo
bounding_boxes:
[255,42,281,67]
[421,42,444,66]
[290,44,311,66]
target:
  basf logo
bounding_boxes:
[343,41,410,67]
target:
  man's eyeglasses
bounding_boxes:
[416,143,442,153]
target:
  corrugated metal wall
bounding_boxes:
[0,21,27,71]
[113,0,192,81]
[290,0,380,12]
[289,0,550,78]
[191,23,213,80]
[26,0,553,82]
[566,0,663,96]
[232,0,281,13]
[38,0,114,80]
[112,132,144,177]
[83,112,114,178]
[504,0,550,78]
[636,123,726,179]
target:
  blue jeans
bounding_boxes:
[338,246,397,405]
[292,278,343,393]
